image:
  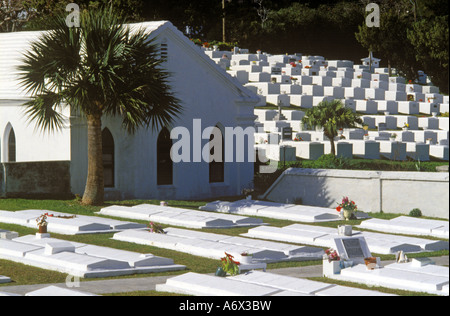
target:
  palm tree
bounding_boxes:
[301,99,362,156]
[18,7,182,205]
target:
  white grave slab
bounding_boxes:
[232,270,334,295]
[99,205,263,229]
[199,199,341,223]
[357,216,449,239]
[156,272,281,296]
[0,286,98,296]
[113,227,324,263]
[333,262,449,295]
[0,210,146,235]
[0,235,185,278]
[242,224,448,255]
[25,285,98,296]
[156,271,396,296]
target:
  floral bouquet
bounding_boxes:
[336,197,358,220]
[148,222,165,234]
[36,213,50,227]
[324,248,341,263]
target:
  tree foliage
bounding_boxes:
[355,0,448,93]
[3,0,449,92]
[18,7,182,205]
[407,15,449,94]
[301,99,363,156]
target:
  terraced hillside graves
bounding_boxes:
[205,48,449,162]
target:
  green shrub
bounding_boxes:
[302,154,351,169]
[409,208,423,217]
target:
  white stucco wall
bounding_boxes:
[69,23,258,200]
[0,22,258,201]
[0,30,71,163]
[263,168,449,219]
[0,101,71,163]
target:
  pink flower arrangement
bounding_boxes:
[325,249,340,262]
[336,196,357,213]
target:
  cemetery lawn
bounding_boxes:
[0,198,448,295]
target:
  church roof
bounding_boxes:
[0,21,257,102]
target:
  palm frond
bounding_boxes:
[18,6,182,135]
[22,91,66,133]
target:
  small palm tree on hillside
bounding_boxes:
[301,99,363,156]
[18,7,182,205]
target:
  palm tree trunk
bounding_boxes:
[330,138,336,156]
[82,113,104,206]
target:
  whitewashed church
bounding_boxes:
[0,21,259,200]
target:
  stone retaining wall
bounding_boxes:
[262,168,449,219]
[0,161,72,199]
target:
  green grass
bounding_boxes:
[0,198,448,296]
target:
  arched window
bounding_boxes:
[7,127,16,163]
[157,127,173,186]
[209,125,225,183]
[102,128,115,188]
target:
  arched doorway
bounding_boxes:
[102,128,115,188]
[157,127,173,186]
[209,125,225,183]
[3,124,16,163]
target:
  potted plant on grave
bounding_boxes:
[322,248,341,276]
[36,213,49,234]
[364,257,378,270]
[336,197,358,221]
[403,123,410,131]
[363,125,370,140]
[390,133,398,142]
[216,252,240,277]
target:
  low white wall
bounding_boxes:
[263,168,449,219]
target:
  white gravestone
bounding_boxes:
[334,236,372,265]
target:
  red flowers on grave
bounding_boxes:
[290,62,297,67]
[336,197,358,220]
[36,213,49,227]
[337,197,357,211]
[220,252,241,276]
[325,248,340,262]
